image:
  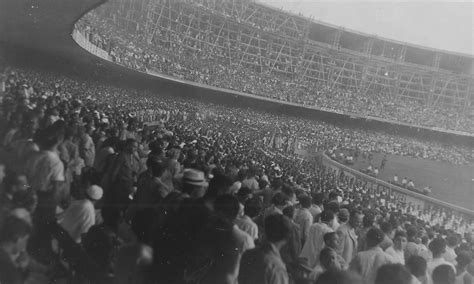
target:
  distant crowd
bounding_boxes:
[74,5,474,134]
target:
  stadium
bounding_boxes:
[0,0,473,283]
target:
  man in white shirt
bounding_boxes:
[59,185,103,243]
[442,235,458,266]
[350,227,394,284]
[393,175,399,184]
[385,230,407,264]
[235,197,260,241]
[300,210,335,268]
[26,122,66,261]
[294,195,313,245]
[426,238,456,284]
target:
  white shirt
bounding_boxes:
[442,247,457,266]
[59,199,96,243]
[294,208,313,243]
[300,223,334,268]
[235,215,259,240]
[385,246,405,264]
[26,150,65,192]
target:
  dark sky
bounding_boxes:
[259,0,474,56]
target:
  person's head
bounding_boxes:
[429,238,447,257]
[362,213,375,228]
[85,185,103,203]
[312,192,324,206]
[236,187,253,205]
[0,216,31,264]
[207,173,233,196]
[406,226,418,241]
[432,264,455,284]
[264,214,291,246]
[282,205,296,220]
[3,172,29,195]
[124,138,138,154]
[12,190,37,213]
[244,197,263,218]
[82,225,116,272]
[349,209,363,229]
[214,194,240,222]
[456,251,472,269]
[148,157,167,179]
[406,255,427,279]
[182,169,208,198]
[446,234,458,248]
[271,192,289,209]
[380,221,394,238]
[36,123,64,150]
[324,232,340,250]
[299,194,312,209]
[315,270,363,284]
[366,227,385,248]
[320,210,336,227]
[338,208,350,223]
[393,230,408,251]
[320,247,340,270]
[375,263,412,284]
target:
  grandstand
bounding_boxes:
[79,0,474,134]
[0,0,474,283]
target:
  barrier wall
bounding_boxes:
[321,154,474,219]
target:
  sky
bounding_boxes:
[258,0,474,56]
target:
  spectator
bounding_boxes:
[235,196,260,241]
[295,194,313,245]
[406,255,428,284]
[375,263,413,284]
[239,214,292,284]
[380,221,395,251]
[281,205,302,273]
[385,230,408,264]
[323,231,347,269]
[337,209,363,264]
[405,226,421,261]
[0,216,32,284]
[310,247,342,280]
[315,270,363,284]
[300,210,335,268]
[181,168,209,199]
[432,264,456,284]
[427,238,456,283]
[443,234,459,265]
[358,213,375,252]
[350,227,393,284]
[455,251,473,284]
[59,185,103,243]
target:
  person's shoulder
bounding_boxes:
[337,223,349,233]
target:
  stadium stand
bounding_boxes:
[0,0,473,283]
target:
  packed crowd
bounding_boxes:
[74,8,474,134]
[0,64,473,284]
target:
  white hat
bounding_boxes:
[86,185,103,200]
[182,169,208,187]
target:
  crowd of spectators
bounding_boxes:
[0,63,473,283]
[74,7,474,134]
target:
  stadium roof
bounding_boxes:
[257,0,474,59]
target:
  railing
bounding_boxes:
[72,30,112,62]
[321,153,474,219]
